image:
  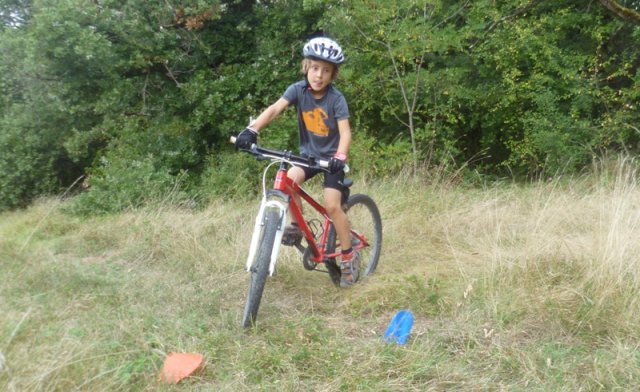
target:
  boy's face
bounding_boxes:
[306,59,336,93]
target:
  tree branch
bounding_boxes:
[599,0,640,24]
[163,62,182,88]
[469,0,540,50]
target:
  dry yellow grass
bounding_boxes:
[2,157,640,390]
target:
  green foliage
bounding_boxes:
[322,0,640,176]
[69,153,188,216]
[348,131,413,179]
[198,151,263,203]
[1,0,639,210]
[462,2,600,174]
[0,0,325,211]
[68,117,199,215]
[0,112,59,210]
[322,0,472,170]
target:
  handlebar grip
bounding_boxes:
[318,160,350,173]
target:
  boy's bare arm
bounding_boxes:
[336,118,352,157]
[250,98,290,132]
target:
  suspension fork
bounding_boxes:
[246,162,292,276]
[245,189,288,277]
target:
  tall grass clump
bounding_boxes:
[487,156,640,337]
[432,155,640,389]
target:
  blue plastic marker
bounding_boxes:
[383,309,414,345]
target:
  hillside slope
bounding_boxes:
[2,161,640,390]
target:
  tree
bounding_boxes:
[324,0,472,175]
[1,0,327,212]
[323,0,639,176]
[0,0,225,210]
[2,0,638,210]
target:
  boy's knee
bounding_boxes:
[324,198,343,216]
[287,167,305,184]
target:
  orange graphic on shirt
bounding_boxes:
[302,108,330,136]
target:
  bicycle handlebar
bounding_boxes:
[230,136,349,173]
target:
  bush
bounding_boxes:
[0,115,59,211]
[348,131,414,179]
[198,150,263,203]
[68,154,189,215]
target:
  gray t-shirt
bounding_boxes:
[282,80,350,159]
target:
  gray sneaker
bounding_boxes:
[282,224,303,246]
[340,251,361,288]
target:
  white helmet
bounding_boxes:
[303,37,345,65]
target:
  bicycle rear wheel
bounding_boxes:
[242,208,281,328]
[327,193,382,284]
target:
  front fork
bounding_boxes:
[246,192,288,277]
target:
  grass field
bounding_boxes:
[2,158,640,391]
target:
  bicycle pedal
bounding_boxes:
[281,233,303,246]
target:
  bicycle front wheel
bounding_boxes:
[242,208,281,328]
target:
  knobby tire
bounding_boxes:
[242,208,281,328]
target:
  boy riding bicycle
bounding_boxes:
[235,37,359,288]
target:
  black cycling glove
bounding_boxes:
[328,155,346,174]
[235,128,257,149]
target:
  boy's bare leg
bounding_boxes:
[325,187,360,287]
[287,167,306,225]
[324,188,351,252]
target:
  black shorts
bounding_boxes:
[300,166,345,192]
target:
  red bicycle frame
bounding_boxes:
[235,138,369,275]
[272,166,335,263]
[271,162,367,264]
